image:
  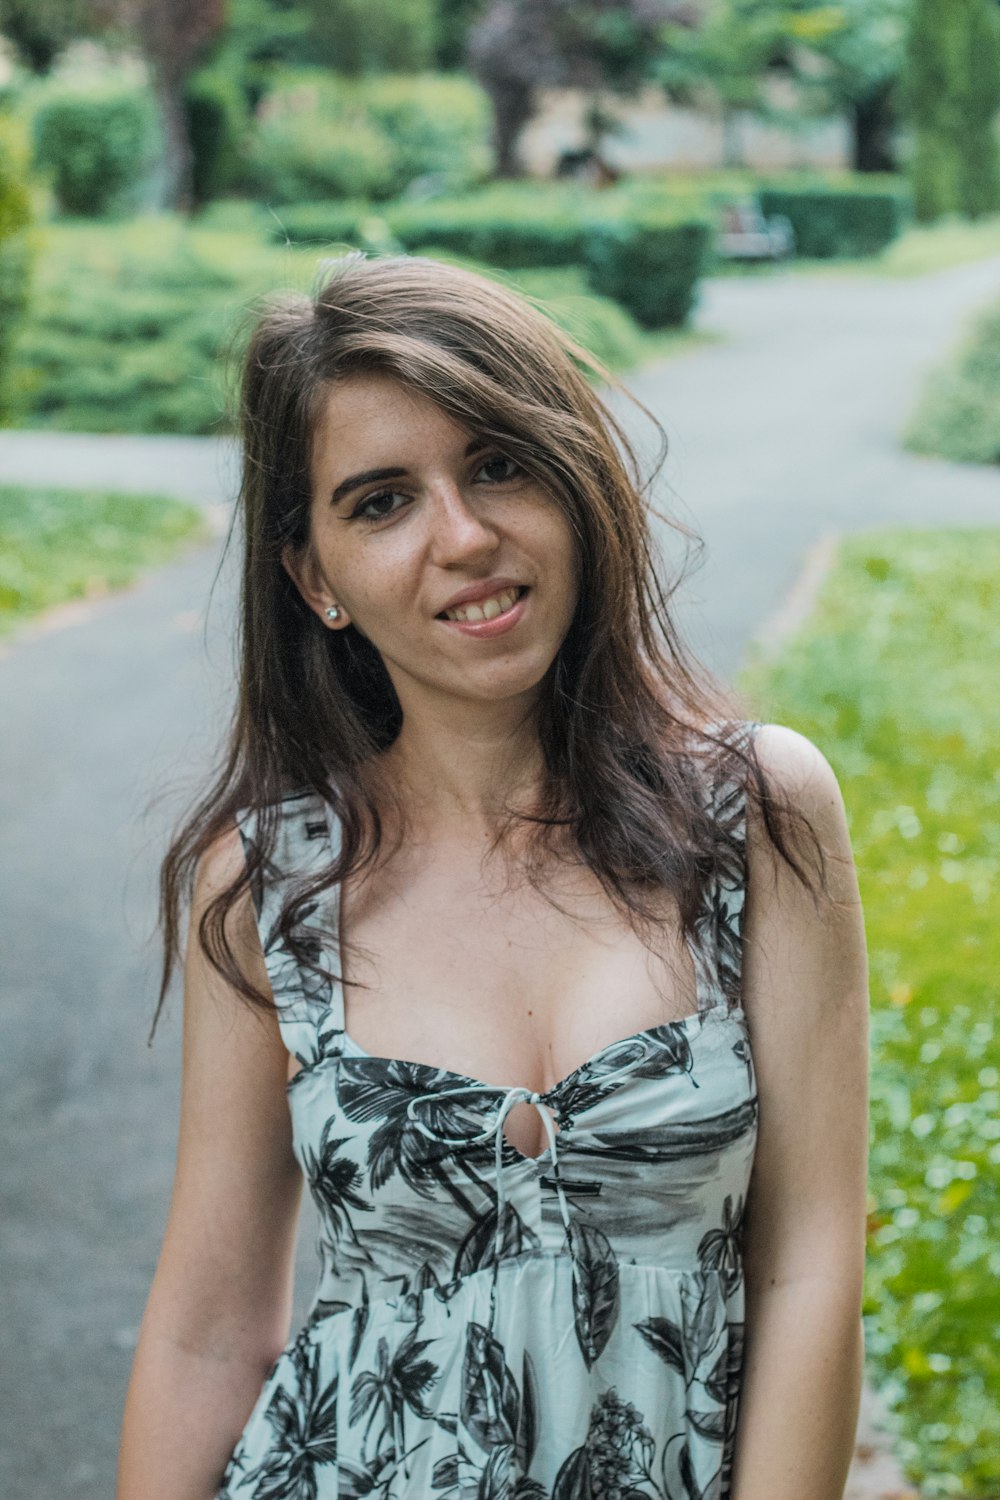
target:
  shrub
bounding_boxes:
[906,295,1000,464]
[357,73,491,195]
[247,71,492,204]
[185,69,249,206]
[0,113,34,420]
[585,210,712,328]
[32,79,159,217]
[387,195,595,266]
[756,186,909,258]
[247,112,397,204]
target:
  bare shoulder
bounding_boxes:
[741,721,867,1026]
[744,722,857,905]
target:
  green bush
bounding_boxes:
[185,69,249,206]
[247,71,491,205]
[756,186,909,258]
[0,113,34,420]
[247,112,397,204]
[32,79,159,217]
[356,73,491,194]
[906,295,1000,464]
[585,210,712,328]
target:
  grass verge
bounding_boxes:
[905,294,1000,466]
[0,486,209,635]
[740,528,1000,1497]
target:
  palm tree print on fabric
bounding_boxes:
[219,723,762,1499]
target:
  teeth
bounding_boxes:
[444,587,520,622]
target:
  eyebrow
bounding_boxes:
[329,437,489,505]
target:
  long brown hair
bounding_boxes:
[153,251,826,1039]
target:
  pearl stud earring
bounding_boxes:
[325,605,341,622]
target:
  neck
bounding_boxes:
[379,695,548,841]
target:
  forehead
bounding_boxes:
[312,373,471,459]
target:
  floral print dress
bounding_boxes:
[218,737,759,1500]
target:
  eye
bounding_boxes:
[351,489,409,523]
[474,453,522,484]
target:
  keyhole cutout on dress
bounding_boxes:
[502,1098,561,1164]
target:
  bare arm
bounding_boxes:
[117,828,303,1500]
[730,724,870,1500]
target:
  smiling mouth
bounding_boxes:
[436,585,528,623]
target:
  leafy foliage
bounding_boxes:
[467,0,689,175]
[905,293,1000,465]
[0,485,207,631]
[247,71,492,203]
[10,215,661,433]
[32,77,159,216]
[741,529,1000,1494]
[0,112,34,419]
[903,0,1000,222]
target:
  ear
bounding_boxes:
[280,541,350,629]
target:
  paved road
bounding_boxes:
[2,258,998,1498]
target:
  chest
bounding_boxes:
[331,846,699,1158]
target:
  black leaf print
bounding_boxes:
[431,1452,459,1488]
[687,1406,727,1441]
[514,1350,539,1474]
[551,1444,592,1500]
[697,1194,745,1298]
[634,1316,686,1376]
[579,1098,758,1163]
[347,1283,369,1369]
[455,1200,540,1280]
[634,1025,699,1085]
[570,1222,620,1368]
[476,1440,515,1499]
[703,1346,728,1407]
[679,1442,707,1500]
[461,1322,521,1453]
[239,1336,338,1500]
[512,1482,547,1499]
[681,1273,726,1378]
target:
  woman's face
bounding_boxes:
[284,372,580,719]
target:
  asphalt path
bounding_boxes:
[1,258,998,1498]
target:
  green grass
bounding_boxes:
[905,294,1000,466]
[0,485,209,633]
[740,529,1000,1496]
[773,213,1000,280]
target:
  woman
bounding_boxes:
[117,253,869,1500]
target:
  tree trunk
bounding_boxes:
[721,106,744,169]
[155,74,195,212]
[489,79,536,178]
[851,81,898,173]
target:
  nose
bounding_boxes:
[426,478,500,565]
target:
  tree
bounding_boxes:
[468,0,695,177]
[782,0,910,173]
[655,0,792,169]
[132,0,227,210]
[903,0,1000,221]
[0,0,122,72]
[300,0,437,75]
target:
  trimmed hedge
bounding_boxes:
[32,79,158,217]
[756,186,909,258]
[270,191,712,327]
[585,211,711,328]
